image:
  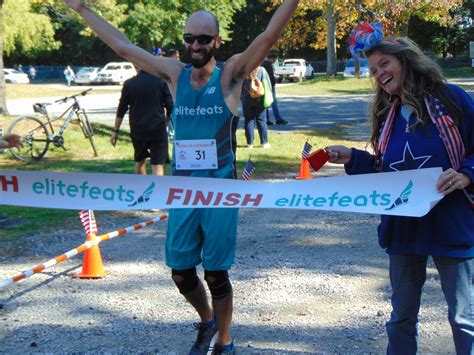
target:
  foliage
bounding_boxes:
[3,0,60,57]
[267,0,464,55]
[118,0,245,50]
[408,7,473,57]
[2,1,472,66]
[5,0,245,64]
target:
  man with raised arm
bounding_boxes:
[64,1,300,353]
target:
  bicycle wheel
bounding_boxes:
[77,111,98,157]
[7,115,50,161]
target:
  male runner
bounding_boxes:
[64,1,300,353]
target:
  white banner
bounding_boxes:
[0,168,444,217]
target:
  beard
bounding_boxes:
[187,44,216,68]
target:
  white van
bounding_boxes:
[97,62,136,85]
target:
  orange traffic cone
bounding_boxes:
[73,234,109,279]
[295,157,312,179]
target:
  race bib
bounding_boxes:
[175,139,218,170]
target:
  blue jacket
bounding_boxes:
[345,85,474,257]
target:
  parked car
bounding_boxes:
[75,67,101,85]
[4,68,30,84]
[343,59,370,78]
[97,62,136,85]
[274,59,314,83]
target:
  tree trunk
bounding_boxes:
[0,0,8,116]
[325,0,337,77]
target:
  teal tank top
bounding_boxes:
[172,65,236,179]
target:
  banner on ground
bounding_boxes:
[0,168,443,217]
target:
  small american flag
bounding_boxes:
[301,141,313,159]
[241,159,256,181]
[78,210,98,235]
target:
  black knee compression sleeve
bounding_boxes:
[204,270,232,300]
[172,268,199,295]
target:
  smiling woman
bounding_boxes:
[367,52,401,96]
[327,22,474,355]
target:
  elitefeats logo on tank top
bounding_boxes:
[174,105,224,117]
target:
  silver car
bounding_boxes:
[75,67,101,85]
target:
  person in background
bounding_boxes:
[166,48,180,61]
[261,51,287,125]
[63,65,75,87]
[152,47,165,57]
[64,0,300,352]
[326,22,473,354]
[111,66,173,177]
[0,134,23,224]
[28,66,37,81]
[241,66,272,149]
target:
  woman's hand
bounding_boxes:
[325,145,352,164]
[436,168,471,195]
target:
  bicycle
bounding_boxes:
[7,88,98,161]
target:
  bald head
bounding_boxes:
[185,10,219,36]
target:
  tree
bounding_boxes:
[408,6,473,57]
[3,0,59,58]
[268,0,367,75]
[0,0,61,115]
[268,0,463,76]
[119,0,245,52]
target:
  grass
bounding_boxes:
[443,67,474,78]
[0,116,364,240]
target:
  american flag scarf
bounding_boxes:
[376,96,473,208]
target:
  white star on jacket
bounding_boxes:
[389,142,433,172]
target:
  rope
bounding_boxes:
[0,212,168,289]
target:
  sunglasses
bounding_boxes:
[183,33,216,45]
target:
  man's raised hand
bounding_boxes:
[64,0,86,12]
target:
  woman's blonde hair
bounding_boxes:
[365,38,461,152]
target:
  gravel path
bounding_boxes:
[0,166,456,354]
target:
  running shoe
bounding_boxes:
[210,342,235,354]
[188,320,218,355]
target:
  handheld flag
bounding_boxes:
[301,141,313,159]
[78,210,98,235]
[307,149,329,172]
[241,159,256,181]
